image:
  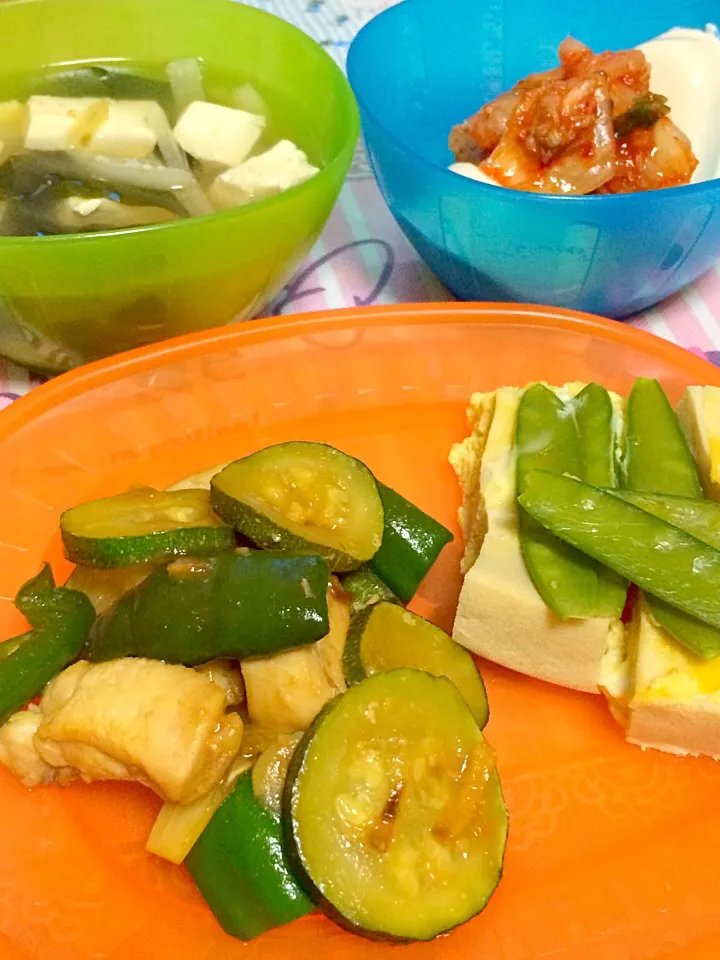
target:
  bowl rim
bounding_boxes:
[0,0,360,247]
[347,0,720,206]
[2,300,718,442]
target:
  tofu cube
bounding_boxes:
[25,96,109,152]
[173,100,265,167]
[0,100,27,164]
[210,140,319,209]
[82,100,158,159]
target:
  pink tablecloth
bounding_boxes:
[2,0,719,407]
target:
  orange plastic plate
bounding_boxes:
[1,303,720,960]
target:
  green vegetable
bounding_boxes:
[211,443,385,572]
[340,565,397,613]
[368,484,452,602]
[621,380,713,655]
[284,669,508,942]
[623,378,702,498]
[516,384,599,619]
[0,564,95,724]
[518,471,720,645]
[32,65,172,107]
[611,491,720,550]
[61,487,234,568]
[343,602,489,727]
[614,93,670,138]
[186,770,311,941]
[572,383,627,617]
[88,551,330,665]
[646,597,720,659]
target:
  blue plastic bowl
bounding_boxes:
[348,0,720,319]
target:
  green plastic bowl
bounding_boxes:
[0,0,358,373]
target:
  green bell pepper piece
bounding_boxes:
[518,471,720,643]
[516,384,599,619]
[341,565,398,614]
[624,378,702,498]
[186,770,312,940]
[572,383,627,617]
[369,483,452,603]
[88,550,330,665]
[0,564,95,724]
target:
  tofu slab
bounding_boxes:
[451,385,621,694]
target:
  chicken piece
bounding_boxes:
[600,117,698,193]
[0,658,243,803]
[195,658,245,706]
[0,705,74,788]
[242,582,349,733]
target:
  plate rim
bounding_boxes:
[1,301,718,442]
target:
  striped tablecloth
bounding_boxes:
[2,0,720,407]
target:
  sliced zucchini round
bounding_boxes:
[284,669,507,941]
[211,443,384,572]
[61,487,234,568]
[343,602,489,728]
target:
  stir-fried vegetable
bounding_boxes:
[61,487,233,567]
[88,551,331,664]
[0,441,495,946]
[187,770,312,940]
[0,565,94,725]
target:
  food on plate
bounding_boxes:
[241,580,349,733]
[368,482,454,601]
[187,768,312,941]
[0,60,319,235]
[87,551,332,664]
[516,383,626,619]
[451,377,720,759]
[0,657,243,800]
[210,443,386,572]
[343,601,489,727]
[450,383,625,693]
[0,565,94,725]
[284,669,507,941]
[60,487,234,567]
[448,28,719,194]
[0,441,506,944]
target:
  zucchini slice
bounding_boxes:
[284,669,507,941]
[61,487,233,568]
[370,484,453,602]
[343,602,488,727]
[210,443,384,572]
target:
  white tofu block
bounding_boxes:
[25,96,109,152]
[82,101,158,159]
[210,139,319,208]
[0,100,27,164]
[173,100,265,167]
